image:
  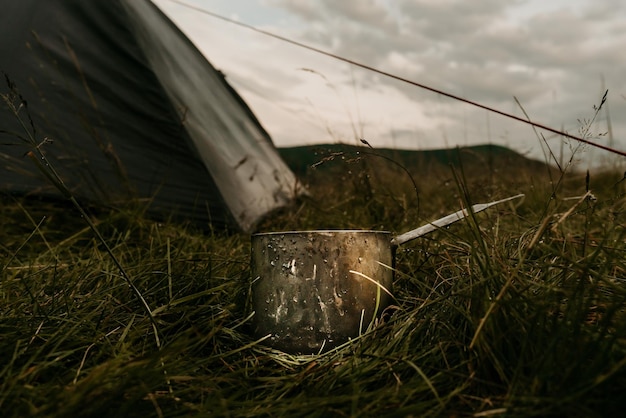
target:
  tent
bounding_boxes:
[0,0,300,232]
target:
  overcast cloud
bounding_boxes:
[153,0,626,166]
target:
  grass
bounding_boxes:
[3,142,626,417]
[3,67,626,416]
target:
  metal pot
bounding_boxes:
[250,194,523,354]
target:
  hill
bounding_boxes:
[278,143,553,178]
[276,143,563,224]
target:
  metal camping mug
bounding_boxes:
[250,194,524,354]
[251,230,394,353]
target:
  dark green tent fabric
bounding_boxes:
[0,0,299,231]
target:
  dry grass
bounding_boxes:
[4,69,626,416]
[3,147,626,417]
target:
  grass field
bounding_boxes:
[3,142,626,417]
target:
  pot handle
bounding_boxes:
[391,194,524,247]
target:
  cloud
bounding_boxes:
[154,0,626,165]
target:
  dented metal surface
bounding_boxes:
[251,230,393,354]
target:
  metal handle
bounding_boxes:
[391,194,524,247]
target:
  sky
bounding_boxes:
[151,0,626,167]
